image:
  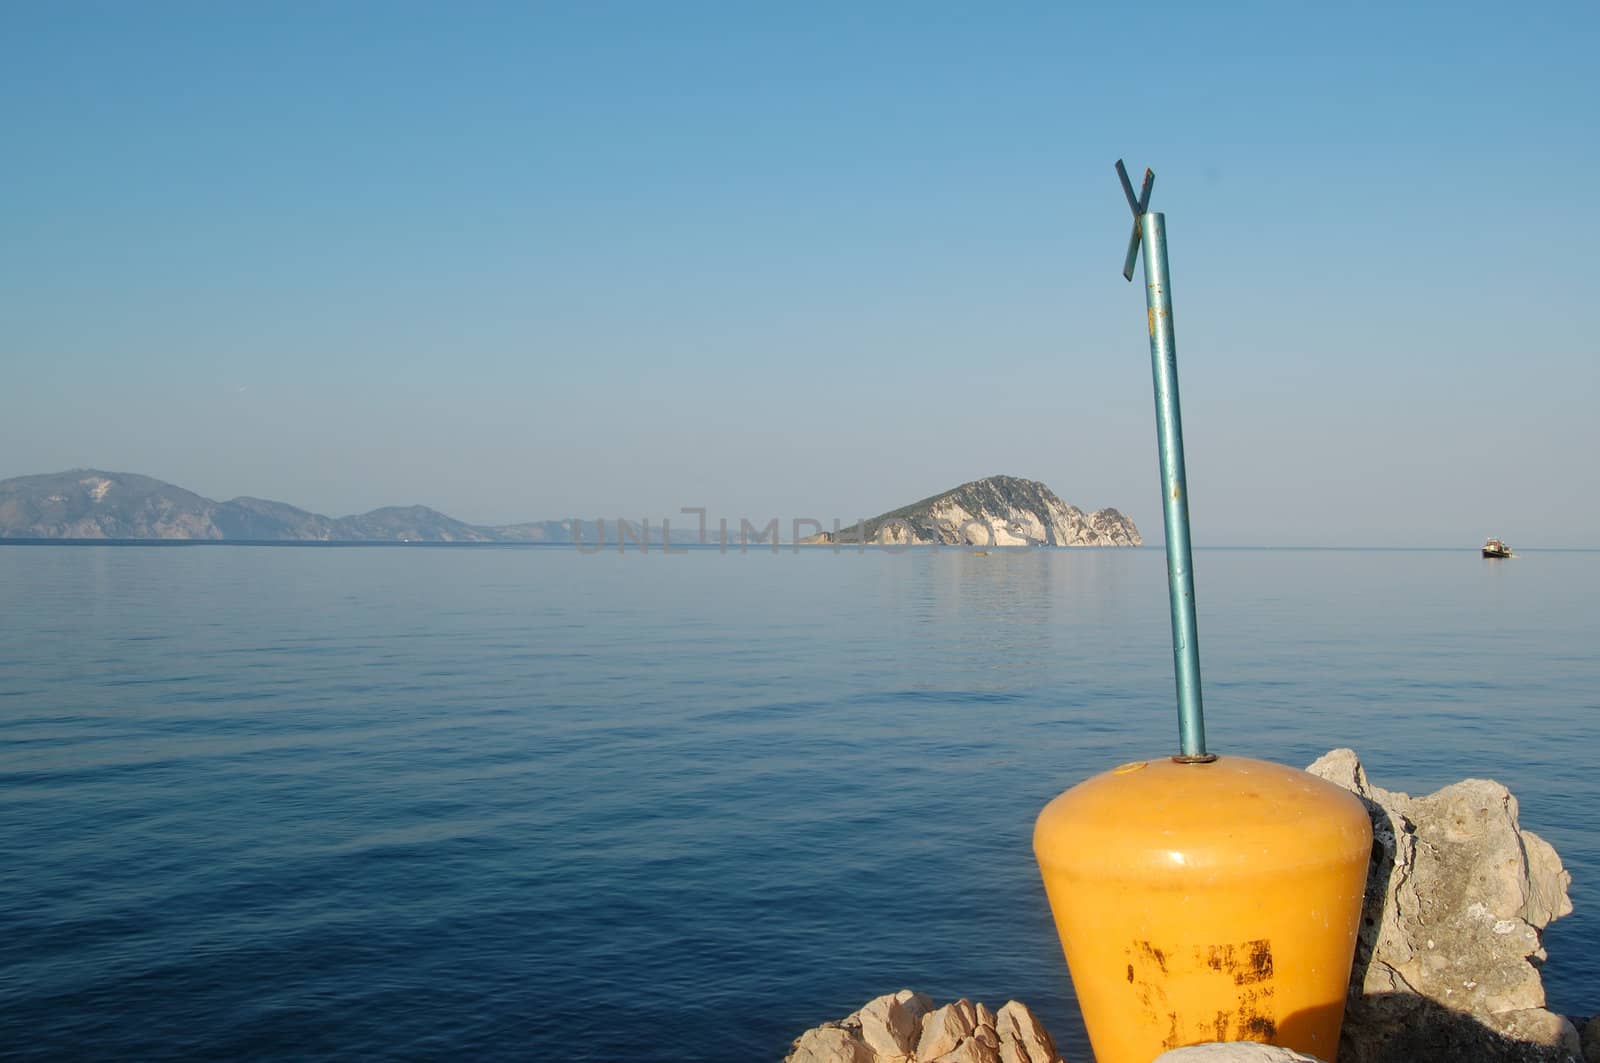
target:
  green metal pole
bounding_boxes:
[1137,211,1208,759]
[1116,160,1209,760]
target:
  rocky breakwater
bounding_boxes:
[788,751,1595,1063]
[787,992,1064,1063]
[1306,748,1581,1062]
[802,475,1140,548]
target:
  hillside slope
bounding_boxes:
[806,475,1140,547]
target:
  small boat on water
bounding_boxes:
[1482,537,1512,558]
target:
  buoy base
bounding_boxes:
[1033,755,1372,1063]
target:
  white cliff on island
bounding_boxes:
[804,475,1141,548]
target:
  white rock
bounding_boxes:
[1479,1008,1582,1056]
[1154,1045,1325,1062]
[918,1001,978,1060]
[926,1037,1001,1063]
[790,994,1062,1063]
[856,992,922,1061]
[1521,827,1575,927]
[1306,749,1579,1062]
[993,1000,1060,1063]
[895,989,936,1023]
[788,1025,873,1063]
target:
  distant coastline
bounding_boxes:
[0,470,1140,548]
[0,469,576,544]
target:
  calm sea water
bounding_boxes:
[1,544,1595,1060]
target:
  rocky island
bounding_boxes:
[802,475,1140,548]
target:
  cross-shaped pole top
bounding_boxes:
[1115,159,1155,281]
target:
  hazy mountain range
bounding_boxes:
[0,470,1139,546]
[0,470,571,542]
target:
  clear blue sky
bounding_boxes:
[4,1,1596,545]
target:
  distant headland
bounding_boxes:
[0,470,1139,546]
[802,475,1140,548]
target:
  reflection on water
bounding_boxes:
[0,545,1594,1061]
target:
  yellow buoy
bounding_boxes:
[1033,755,1372,1062]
